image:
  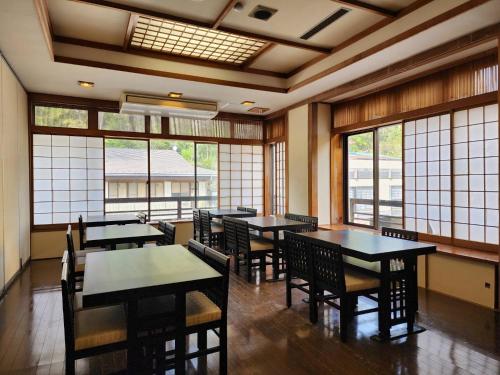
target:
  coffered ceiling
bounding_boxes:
[0,0,498,116]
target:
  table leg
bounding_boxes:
[175,292,186,375]
[374,259,391,341]
[272,229,280,280]
[405,256,418,333]
[126,300,138,373]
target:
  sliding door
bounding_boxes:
[195,143,218,210]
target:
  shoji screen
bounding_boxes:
[219,144,264,213]
[273,141,286,215]
[404,114,452,236]
[453,104,498,244]
[33,134,104,224]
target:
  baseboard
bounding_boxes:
[0,256,31,301]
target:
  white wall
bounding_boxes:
[316,103,331,224]
[0,53,30,291]
[287,105,309,215]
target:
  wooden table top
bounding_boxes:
[82,245,222,308]
[300,230,436,262]
[208,209,255,218]
[86,213,140,226]
[86,223,163,242]
[239,216,312,231]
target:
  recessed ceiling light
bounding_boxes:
[78,80,94,88]
[168,92,183,98]
[241,100,255,106]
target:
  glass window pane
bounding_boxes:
[150,115,162,134]
[99,112,145,132]
[347,132,374,226]
[196,143,218,211]
[34,106,88,128]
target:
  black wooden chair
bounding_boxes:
[381,226,419,311]
[136,211,147,223]
[158,221,176,245]
[222,216,238,256]
[77,215,108,251]
[61,262,127,375]
[200,210,223,248]
[193,209,201,241]
[137,244,230,374]
[237,206,257,217]
[283,231,315,321]
[229,217,274,282]
[285,213,318,232]
[310,237,380,342]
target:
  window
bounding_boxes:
[345,124,403,228]
[270,141,286,215]
[150,115,162,134]
[34,106,88,128]
[169,117,230,137]
[33,134,103,224]
[195,143,218,210]
[98,112,145,132]
[233,120,263,140]
[219,144,263,213]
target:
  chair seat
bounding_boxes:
[211,225,224,234]
[260,232,284,241]
[250,239,274,252]
[74,304,127,351]
[344,269,380,292]
[74,291,83,311]
[76,247,106,257]
[139,291,221,327]
[76,257,85,273]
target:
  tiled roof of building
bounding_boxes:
[105,148,216,178]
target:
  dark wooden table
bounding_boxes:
[208,209,255,219]
[85,223,163,249]
[300,230,436,341]
[82,245,222,374]
[86,213,141,227]
[239,216,312,280]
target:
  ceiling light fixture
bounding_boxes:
[241,100,255,106]
[78,80,94,88]
[168,92,183,98]
[233,2,244,12]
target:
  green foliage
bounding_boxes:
[348,124,402,159]
[34,106,88,128]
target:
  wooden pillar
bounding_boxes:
[308,103,318,217]
[330,132,344,224]
[497,38,500,310]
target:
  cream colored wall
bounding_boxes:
[0,54,30,289]
[427,253,496,309]
[31,222,194,260]
[287,105,309,215]
[316,104,331,225]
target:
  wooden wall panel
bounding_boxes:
[333,54,498,128]
[264,114,286,142]
[0,58,4,291]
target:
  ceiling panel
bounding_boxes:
[222,0,383,48]
[249,45,321,73]
[48,0,129,46]
[109,0,229,23]
[360,0,418,12]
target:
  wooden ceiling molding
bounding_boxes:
[212,0,239,29]
[288,0,494,92]
[331,0,397,18]
[53,55,288,93]
[34,0,54,59]
[69,0,331,54]
[123,13,138,51]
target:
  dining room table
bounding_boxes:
[85,223,164,250]
[299,229,437,341]
[82,245,222,374]
[85,213,141,227]
[238,216,313,280]
[208,208,255,219]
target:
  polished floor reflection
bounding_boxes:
[0,259,499,374]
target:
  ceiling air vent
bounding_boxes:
[249,5,277,21]
[300,8,350,40]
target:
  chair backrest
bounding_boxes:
[285,213,318,232]
[203,246,230,318]
[158,221,176,245]
[200,210,211,238]
[283,231,313,281]
[236,206,246,212]
[233,218,251,255]
[78,215,85,250]
[245,207,257,217]
[193,209,201,240]
[223,217,238,254]
[136,211,147,224]
[381,227,418,242]
[61,262,75,353]
[310,238,346,295]
[66,225,77,278]
[188,239,205,259]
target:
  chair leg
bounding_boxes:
[220,325,228,375]
[65,354,75,375]
[234,253,240,275]
[339,296,349,342]
[246,256,252,282]
[309,287,318,324]
[259,255,266,272]
[197,330,207,374]
[285,272,292,308]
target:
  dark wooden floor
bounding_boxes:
[0,259,499,374]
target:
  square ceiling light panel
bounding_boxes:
[130,16,267,65]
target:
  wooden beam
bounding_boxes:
[123,13,138,51]
[69,0,331,54]
[34,0,54,60]
[212,0,238,29]
[53,55,288,93]
[332,0,396,17]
